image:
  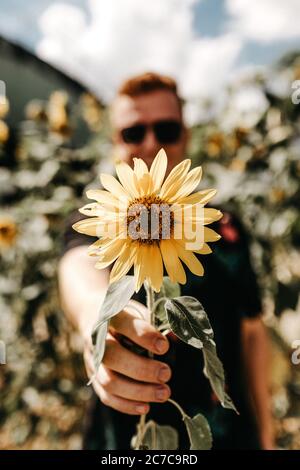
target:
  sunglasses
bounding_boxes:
[120,120,183,145]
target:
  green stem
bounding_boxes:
[134,280,155,449]
[144,280,156,359]
[161,328,171,336]
[152,296,168,312]
[145,281,155,325]
[167,398,188,419]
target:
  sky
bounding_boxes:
[0,0,299,123]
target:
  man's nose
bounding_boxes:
[142,128,160,154]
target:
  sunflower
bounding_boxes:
[0,217,17,248]
[73,149,222,292]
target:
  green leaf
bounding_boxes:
[183,413,212,450]
[164,296,214,348]
[161,277,181,299]
[154,277,181,325]
[165,296,238,413]
[131,420,179,450]
[91,275,135,344]
[89,275,135,385]
[202,346,237,412]
[88,320,109,385]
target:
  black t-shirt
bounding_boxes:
[62,207,262,450]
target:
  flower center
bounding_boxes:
[126,195,174,244]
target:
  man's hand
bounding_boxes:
[82,306,172,416]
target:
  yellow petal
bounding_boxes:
[174,234,212,254]
[133,158,149,178]
[100,173,130,202]
[204,227,222,242]
[133,243,164,293]
[75,215,125,238]
[178,188,217,205]
[174,207,223,226]
[87,226,125,256]
[193,242,212,254]
[72,217,108,237]
[138,172,153,195]
[171,239,204,276]
[109,241,137,283]
[95,237,127,269]
[160,239,186,284]
[168,166,202,203]
[86,189,122,209]
[150,148,167,193]
[78,204,123,223]
[94,258,116,270]
[203,208,223,224]
[79,204,125,223]
[87,224,125,252]
[159,159,191,201]
[116,162,141,198]
[134,244,148,292]
[79,202,106,217]
[145,243,164,292]
[173,219,206,251]
[87,237,107,255]
[172,203,201,220]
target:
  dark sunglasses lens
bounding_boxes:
[121,125,146,144]
[154,121,182,144]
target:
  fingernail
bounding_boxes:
[155,337,167,353]
[156,386,168,400]
[135,405,148,414]
[158,366,170,382]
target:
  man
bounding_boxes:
[58,72,274,449]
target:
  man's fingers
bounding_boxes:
[98,365,171,403]
[92,380,150,415]
[124,300,150,321]
[110,309,169,355]
[103,335,172,384]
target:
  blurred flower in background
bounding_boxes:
[0,216,17,248]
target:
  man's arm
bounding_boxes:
[58,246,171,415]
[58,245,110,337]
[241,316,274,450]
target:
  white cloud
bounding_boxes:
[36,0,299,124]
[180,34,242,99]
[181,34,242,124]
[37,0,196,101]
[36,0,242,124]
[226,0,300,42]
[220,85,269,131]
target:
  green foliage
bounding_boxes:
[183,413,212,450]
[165,296,237,413]
[153,277,180,327]
[0,90,107,449]
[131,420,179,450]
[90,276,136,383]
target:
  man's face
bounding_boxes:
[111,89,188,174]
